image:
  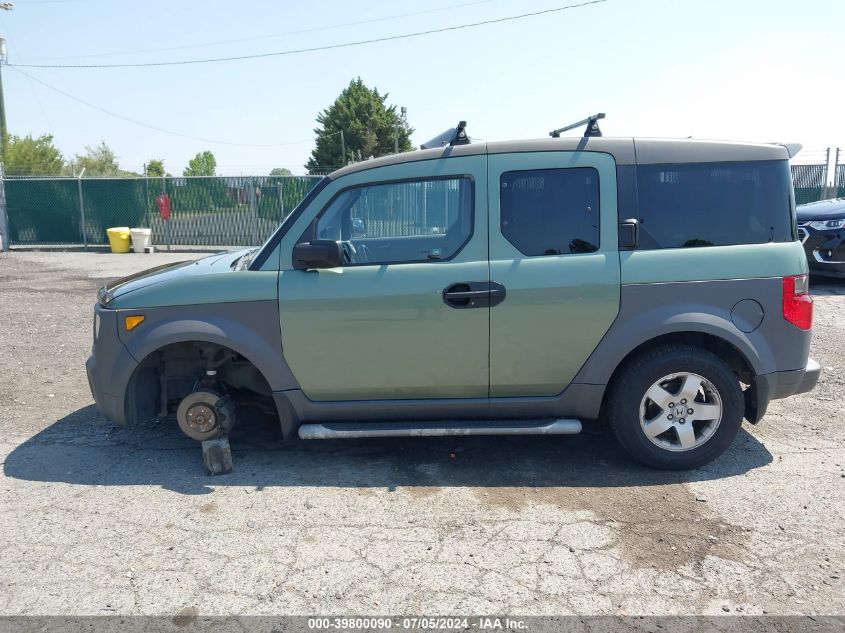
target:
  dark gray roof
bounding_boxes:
[328,136,792,179]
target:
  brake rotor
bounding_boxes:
[176,390,236,442]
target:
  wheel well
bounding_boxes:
[125,341,274,425]
[600,332,755,418]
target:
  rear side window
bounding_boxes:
[636,160,794,249]
[500,168,600,256]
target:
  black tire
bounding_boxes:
[607,344,744,470]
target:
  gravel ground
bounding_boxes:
[0,250,843,617]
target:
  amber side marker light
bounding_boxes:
[124,315,145,331]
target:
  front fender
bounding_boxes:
[117,301,298,392]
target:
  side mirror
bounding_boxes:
[293,240,343,270]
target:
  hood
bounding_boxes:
[98,249,253,305]
[797,198,845,221]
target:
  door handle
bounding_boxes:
[443,282,507,309]
[443,290,489,299]
[489,281,506,307]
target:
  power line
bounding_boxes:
[7,0,89,4]
[8,66,313,147]
[27,0,504,62]
[8,0,608,69]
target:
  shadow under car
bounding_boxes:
[3,405,773,496]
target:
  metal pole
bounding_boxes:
[143,163,151,229]
[77,168,88,248]
[249,176,258,246]
[0,162,9,252]
[0,34,10,163]
[824,147,831,200]
[164,176,171,251]
[0,63,8,163]
[340,130,346,167]
[836,148,841,194]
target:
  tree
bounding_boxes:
[3,134,64,176]
[183,151,217,177]
[146,159,166,178]
[306,78,413,174]
[269,167,293,176]
[72,141,123,177]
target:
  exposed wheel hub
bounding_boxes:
[186,404,217,433]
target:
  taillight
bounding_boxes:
[782,275,813,330]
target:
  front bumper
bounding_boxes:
[799,225,845,277]
[86,303,139,425]
[86,354,126,424]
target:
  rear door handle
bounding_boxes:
[443,282,507,309]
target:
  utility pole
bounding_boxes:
[0,41,7,162]
[0,5,11,252]
[0,4,12,163]
[394,106,407,154]
[340,129,346,167]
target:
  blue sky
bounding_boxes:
[1,0,843,175]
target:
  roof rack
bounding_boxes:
[550,113,605,138]
[420,121,470,149]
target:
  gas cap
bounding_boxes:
[731,299,764,333]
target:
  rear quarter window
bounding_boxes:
[635,160,794,249]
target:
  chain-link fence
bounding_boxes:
[4,175,322,246]
[2,157,843,248]
[791,163,828,205]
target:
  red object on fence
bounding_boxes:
[156,193,172,220]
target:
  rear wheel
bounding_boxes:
[607,344,744,469]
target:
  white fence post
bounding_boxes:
[0,162,9,252]
[77,171,88,248]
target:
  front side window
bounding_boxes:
[636,160,794,249]
[500,168,600,257]
[310,176,473,265]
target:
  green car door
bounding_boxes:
[488,151,621,397]
[277,155,489,401]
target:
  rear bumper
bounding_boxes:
[749,358,821,423]
[767,358,822,400]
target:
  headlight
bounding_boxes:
[808,218,845,231]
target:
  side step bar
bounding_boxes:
[298,419,582,440]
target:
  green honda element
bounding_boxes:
[86,120,820,470]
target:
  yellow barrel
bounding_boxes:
[106,227,131,253]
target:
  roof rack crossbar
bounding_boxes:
[550,113,605,138]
